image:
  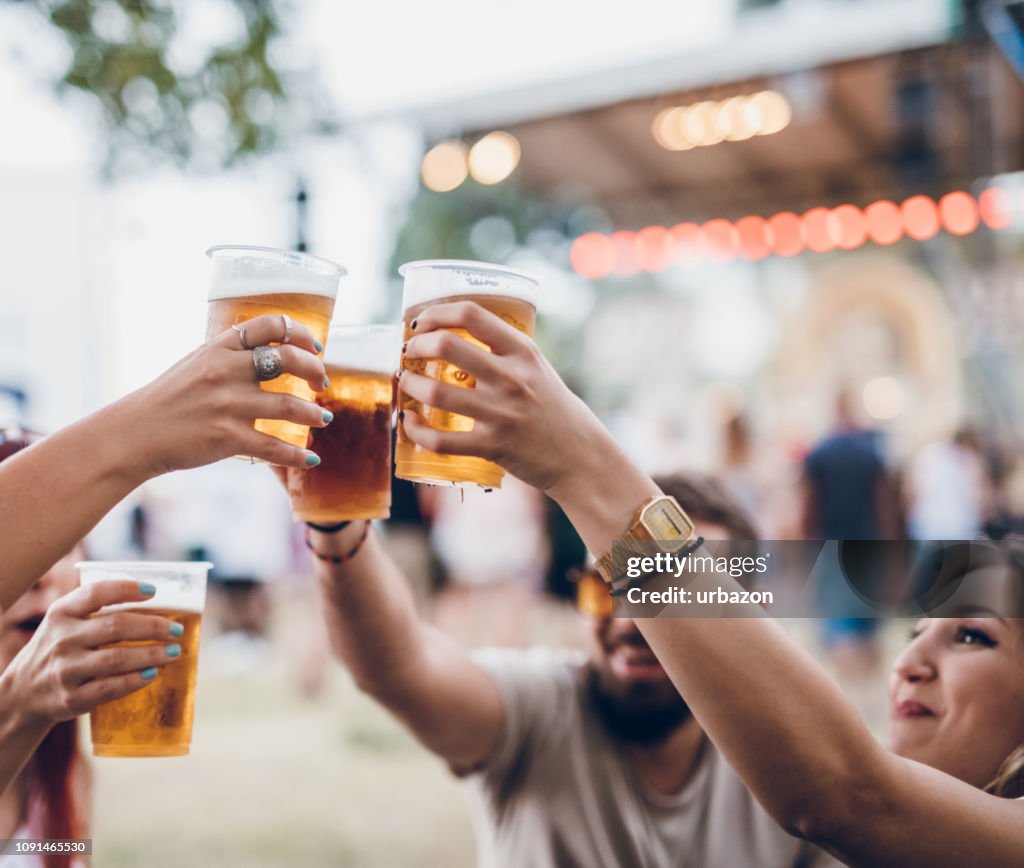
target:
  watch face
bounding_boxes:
[640,499,695,551]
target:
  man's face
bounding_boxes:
[586,521,732,743]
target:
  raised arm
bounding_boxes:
[0,314,327,612]
[398,301,1024,868]
[305,522,504,769]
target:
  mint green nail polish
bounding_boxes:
[139,583,156,596]
[306,453,321,467]
[141,667,158,680]
[166,644,181,658]
[322,409,334,424]
[313,338,324,353]
[169,622,184,638]
[323,376,331,389]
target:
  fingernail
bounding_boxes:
[139,583,156,596]
[141,667,158,681]
[401,342,408,354]
[306,452,321,467]
[410,319,418,331]
[313,338,324,353]
[169,622,184,638]
[323,377,330,389]
[322,409,334,424]
[166,644,181,658]
[398,410,405,422]
[395,369,403,379]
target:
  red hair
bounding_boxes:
[25,720,83,868]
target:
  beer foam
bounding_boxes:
[207,246,345,301]
[400,260,539,310]
[76,562,209,613]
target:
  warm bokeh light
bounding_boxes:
[651,106,693,151]
[938,191,979,236]
[636,225,675,272]
[569,189,1004,278]
[862,376,905,420]
[768,211,804,257]
[570,232,616,280]
[750,90,792,135]
[611,230,641,276]
[802,207,835,253]
[703,219,739,262]
[901,195,940,241]
[829,204,867,250]
[467,131,521,185]
[420,140,468,192]
[671,222,705,266]
[736,215,771,260]
[864,200,903,245]
[978,187,1012,229]
[652,91,791,151]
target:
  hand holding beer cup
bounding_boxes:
[398,300,600,496]
[121,312,331,474]
[0,580,181,727]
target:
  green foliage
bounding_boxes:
[13,0,328,173]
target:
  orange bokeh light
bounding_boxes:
[829,204,867,250]
[569,233,616,280]
[736,216,772,260]
[702,219,739,263]
[802,207,835,253]
[767,211,804,257]
[611,231,640,276]
[978,187,1012,230]
[938,191,979,236]
[864,200,903,245]
[636,225,676,272]
[670,222,705,266]
[901,195,940,241]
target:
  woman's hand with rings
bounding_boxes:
[397,301,602,494]
[117,312,331,475]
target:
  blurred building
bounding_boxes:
[389,0,1024,465]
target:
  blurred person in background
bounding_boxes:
[801,390,899,684]
[422,477,549,647]
[0,433,185,863]
[397,300,1024,867]
[0,313,329,612]
[299,470,832,867]
[906,426,992,541]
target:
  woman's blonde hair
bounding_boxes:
[986,744,1024,799]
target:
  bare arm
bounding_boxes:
[398,301,1024,867]
[309,523,504,769]
[0,314,328,612]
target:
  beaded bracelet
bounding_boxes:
[305,520,351,534]
[609,537,705,598]
[304,521,370,564]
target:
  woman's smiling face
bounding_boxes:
[888,616,1024,788]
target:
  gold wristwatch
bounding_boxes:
[595,495,697,585]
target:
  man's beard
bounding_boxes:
[586,667,692,746]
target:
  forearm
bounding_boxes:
[0,674,50,797]
[311,527,434,703]
[547,425,884,836]
[0,397,153,611]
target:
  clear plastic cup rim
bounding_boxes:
[398,259,539,287]
[206,245,347,277]
[76,561,214,572]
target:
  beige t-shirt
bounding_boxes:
[463,647,838,868]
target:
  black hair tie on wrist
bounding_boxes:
[305,520,352,534]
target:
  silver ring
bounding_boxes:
[280,313,293,345]
[232,323,250,350]
[253,345,283,381]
